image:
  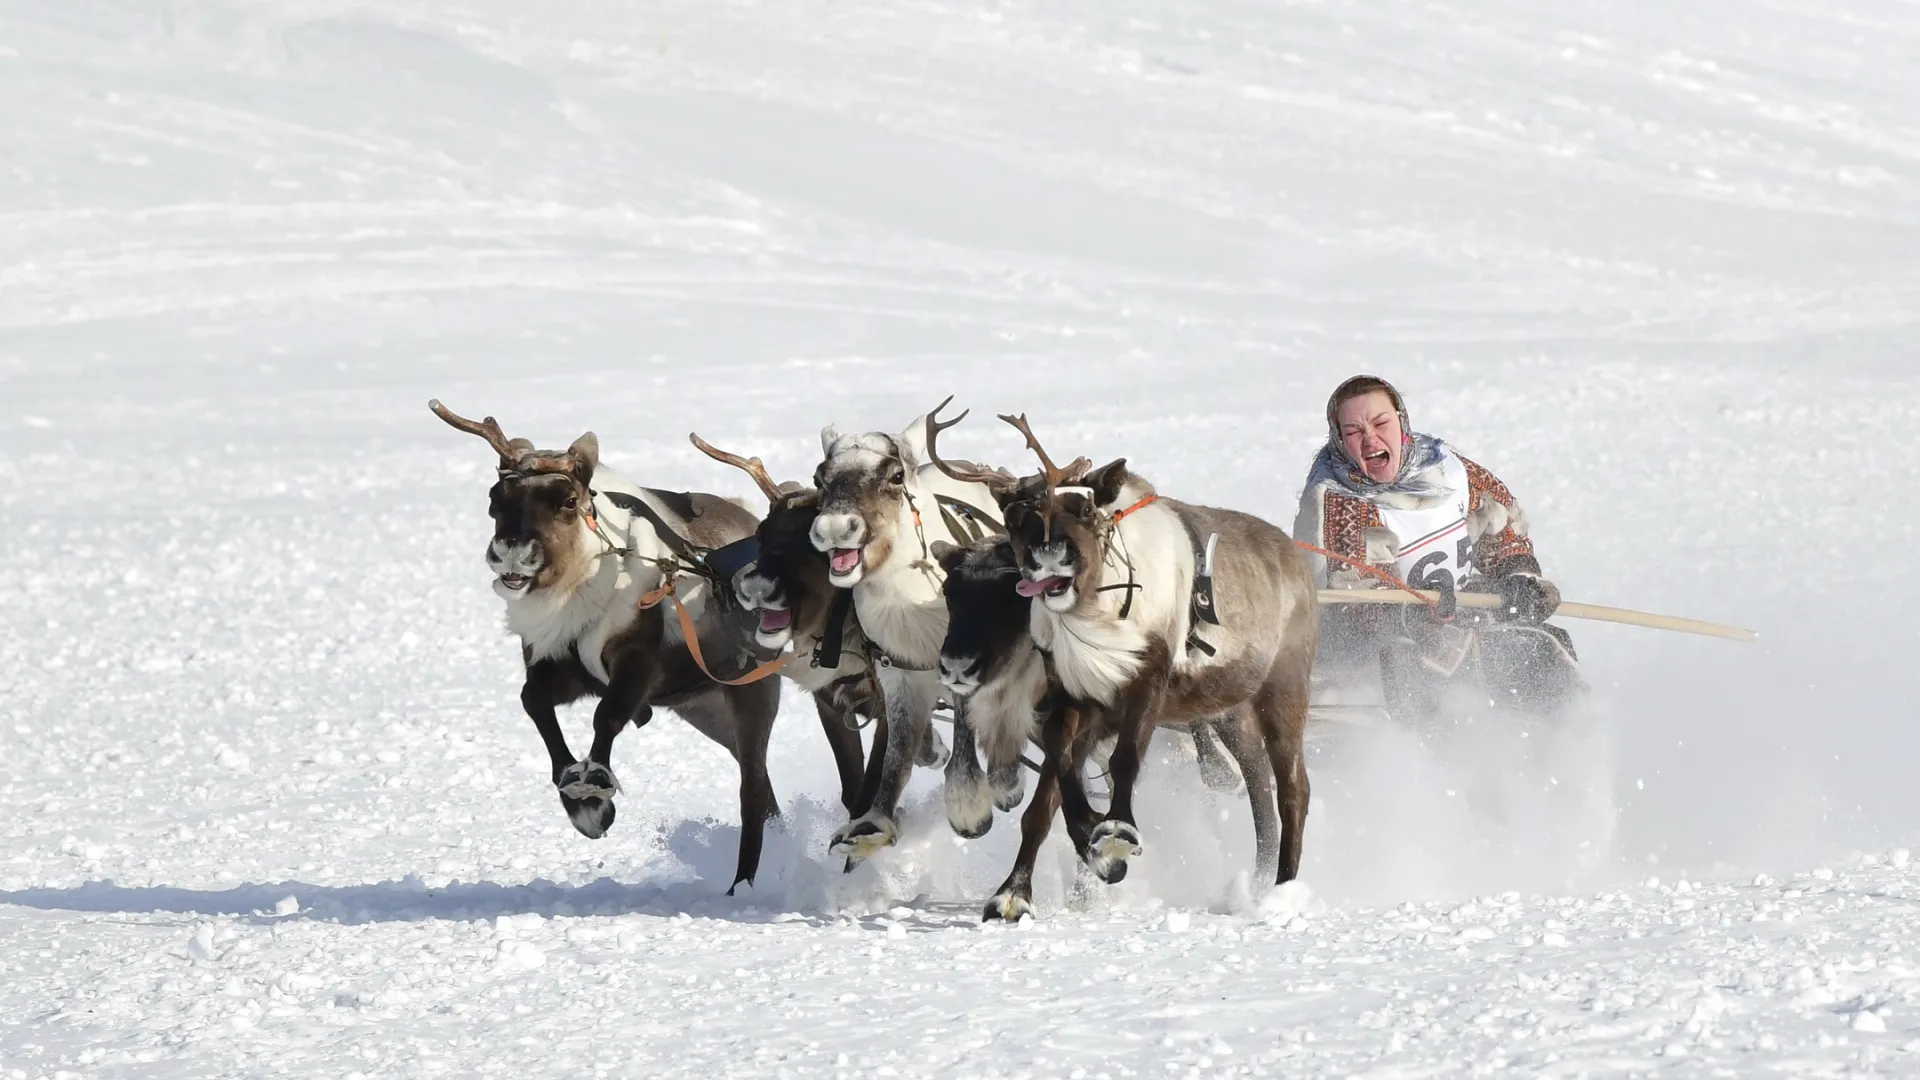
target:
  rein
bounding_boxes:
[1093,493,1157,619]
[588,487,792,686]
[636,574,792,686]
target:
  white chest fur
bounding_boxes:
[1030,603,1150,707]
[500,478,675,686]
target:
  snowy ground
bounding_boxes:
[5,0,1920,1075]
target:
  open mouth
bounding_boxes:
[498,573,532,592]
[1365,449,1391,468]
[828,547,863,576]
[1015,575,1073,599]
[757,609,793,634]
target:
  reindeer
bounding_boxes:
[684,432,951,824]
[430,400,808,894]
[926,413,1319,919]
[802,398,1023,861]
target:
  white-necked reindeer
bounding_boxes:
[928,413,1320,918]
[927,531,1279,920]
[430,400,834,894]
[684,432,950,823]
[803,397,1019,860]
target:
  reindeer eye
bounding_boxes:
[563,493,579,511]
[888,468,905,486]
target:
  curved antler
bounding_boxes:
[924,394,1015,488]
[997,413,1091,537]
[997,412,1091,494]
[429,399,531,461]
[688,432,787,504]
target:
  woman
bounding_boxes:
[1293,374,1583,724]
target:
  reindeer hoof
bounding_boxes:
[989,762,1026,811]
[982,892,1033,922]
[1087,820,1142,884]
[944,773,995,840]
[557,760,619,800]
[918,727,951,770]
[829,814,897,863]
[560,793,616,839]
[556,760,619,839]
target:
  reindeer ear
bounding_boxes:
[819,423,844,457]
[930,539,966,572]
[1003,501,1031,534]
[895,414,930,471]
[1086,458,1130,507]
[568,432,600,478]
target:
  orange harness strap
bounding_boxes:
[1109,493,1159,523]
[637,574,792,686]
[1293,538,1438,608]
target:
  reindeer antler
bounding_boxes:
[429,399,531,461]
[924,394,1014,488]
[997,412,1091,537]
[997,412,1091,494]
[688,432,787,504]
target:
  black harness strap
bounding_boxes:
[934,494,1003,545]
[813,587,855,669]
[597,489,709,567]
[1174,513,1220,657]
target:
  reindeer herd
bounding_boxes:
[429,395,1320,921]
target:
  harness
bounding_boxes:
[822,492,1002,675]
[585,487,791,687]
[1079,494,1220,657]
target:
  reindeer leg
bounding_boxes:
[558,673,657,842]
[855,711,887,818]
[521,659,589,787]
[829,667,935,865]
[943,701,995,839]
[812,691,869,818]
[1085,677,1162,884]
[1053,721,1104,861]
[842,710,889,875]
[1258,669,1313,884]
[1217,708,1281,888]
[726,680,781,894]
[918,720,951,770]
[984,704,1080,921]
[988,755,1027,812]
[1193,715,1245,794]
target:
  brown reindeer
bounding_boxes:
[929,533,1276,919]
[431,400,799,894]
[685,433,951,826]
[928,413,1319,918]
[801,400,1020,861]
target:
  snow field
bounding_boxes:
[6,0,1920,1075]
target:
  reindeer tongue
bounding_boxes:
[830,548,861,574]
[758,609,792,632]
[1015,577,1051,598]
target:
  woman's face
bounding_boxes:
[1336,389,1404,483]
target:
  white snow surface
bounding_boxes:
[6,0,1920,1075]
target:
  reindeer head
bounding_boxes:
[688,433,834,655]
[806,410,940,587]
[430,400,603,602]
[932,537,1031,699]
[936,412,1121,616]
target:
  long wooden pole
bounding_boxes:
[1316,588,1758,642]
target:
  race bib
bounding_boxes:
[1376,454,1474,593]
